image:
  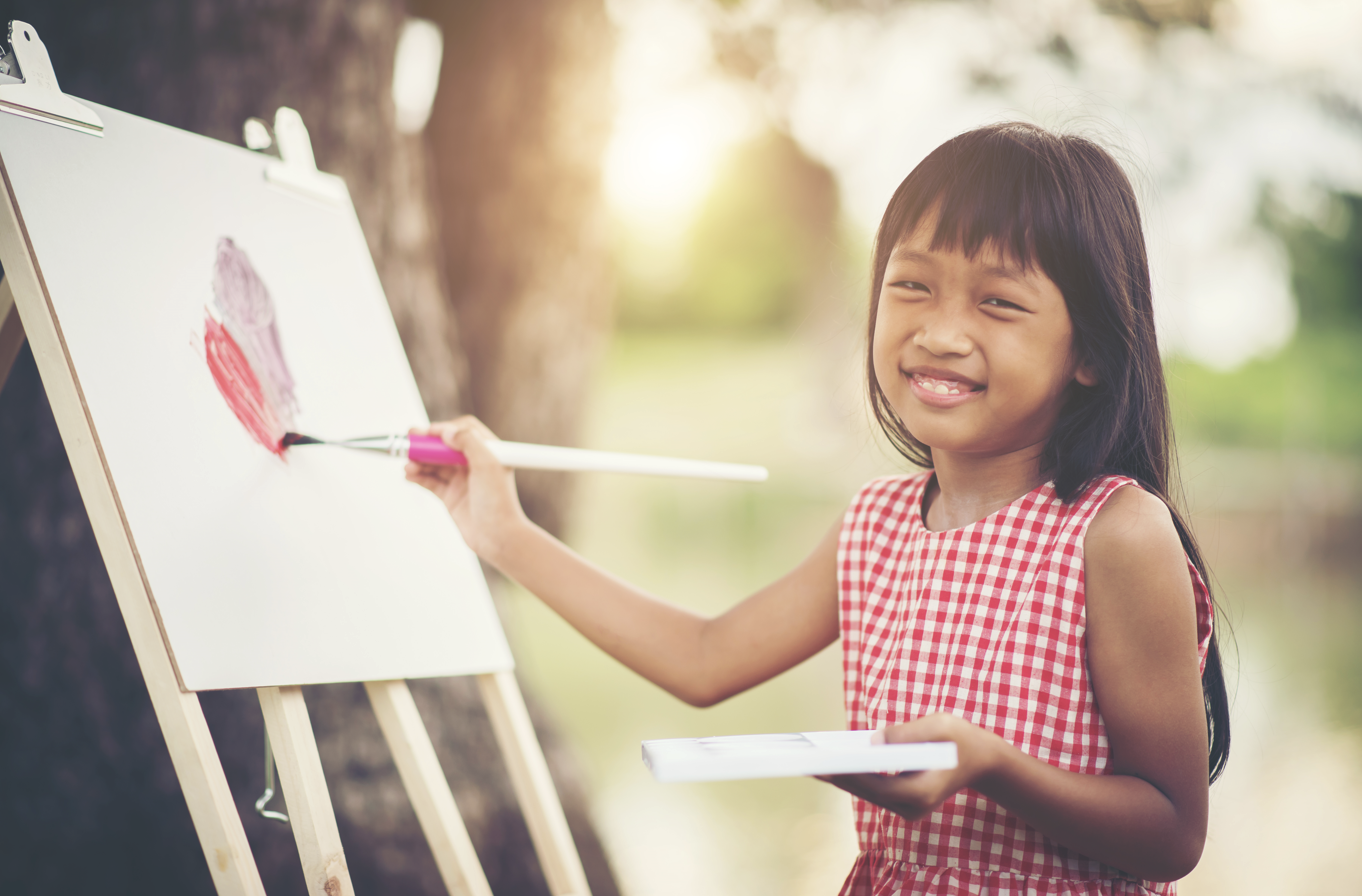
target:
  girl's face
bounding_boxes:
[872,219,1095,461]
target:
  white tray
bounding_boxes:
[642,730,958,783]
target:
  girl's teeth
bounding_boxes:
[915,374,968,395]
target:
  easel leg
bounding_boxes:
[365,680,492,896]
[151,687,268,896]
[0,276,27,392]
[0,269,264,895]
[477,671,592,896]
[258,686,355,896]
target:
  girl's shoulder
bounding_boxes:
[1070,471,1140,503]
[1060,473,1146,531]
[1082,474,1216,665]
[1082,475,1177,550]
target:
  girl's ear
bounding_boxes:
[1074,361,1098,387]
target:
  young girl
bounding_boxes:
[407,122,1230,895]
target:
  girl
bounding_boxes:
[407,122,1230,895]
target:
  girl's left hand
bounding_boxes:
[818,713,1003,821]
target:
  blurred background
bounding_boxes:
[1,0,1359,894]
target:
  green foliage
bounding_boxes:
[1168,330,1362,452]
[1279,193,1362,330]
[1169,192,1362,453]
[617,130,839,332]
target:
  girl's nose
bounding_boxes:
[912,316,973,357]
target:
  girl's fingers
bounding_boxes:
[818,769,949,820]
[425,415,497,445]
[449,426,494,463]
[421,416,508,472]
[817,714,992,822]
[405,468,449,494]
[880,720,930,743]
[404,458,456,482]
[821,773,910,812]
[879,713,963,745]
[444,421,510,473]
[404,461,438,485]
[411,415,523,560]
[404,458,468,503]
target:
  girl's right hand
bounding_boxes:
[403,416,530,563]
[405,419,841,710]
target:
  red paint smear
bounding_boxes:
[204,316,285,455]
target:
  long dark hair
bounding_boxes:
[867,122,1230,783]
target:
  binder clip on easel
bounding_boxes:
[245,106,350,207]
[0,20,103,136]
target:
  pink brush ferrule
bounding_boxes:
[407,434,469,466]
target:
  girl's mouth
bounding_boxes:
[908,372,984,407]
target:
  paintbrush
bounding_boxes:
[281,432,768,482]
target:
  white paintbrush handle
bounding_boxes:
[485,440,768,482]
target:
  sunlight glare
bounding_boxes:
[604,85,757,236]
[603,0,762,240]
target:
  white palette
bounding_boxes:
[642,730,959,783]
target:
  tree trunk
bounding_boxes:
[417,0,615,536]
[0,2,618,894]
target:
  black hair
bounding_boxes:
[867,122,1230,783]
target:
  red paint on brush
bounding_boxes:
[204,315,285,454]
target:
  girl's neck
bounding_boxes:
[923,444,1047,532]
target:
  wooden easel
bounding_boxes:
[0,21,589,896]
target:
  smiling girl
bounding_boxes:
[407,122,1230,895]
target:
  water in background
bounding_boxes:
[506,332,1362,894]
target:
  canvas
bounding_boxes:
[0,102,513,691]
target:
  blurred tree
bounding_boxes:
[804,0,1227,30]
[1279,193,1362,331]
[1095,0,1221,30]
[618,129,840,332]
[416,0,615,537]
[1169,191,1362,453]
[0,2,618,895]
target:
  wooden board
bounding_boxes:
[0,102,512,691]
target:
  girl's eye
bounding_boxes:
[894,280,929,293]
[981,297,1024,311]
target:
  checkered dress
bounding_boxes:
[837,472,1213,896]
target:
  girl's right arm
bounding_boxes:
[405,417,841,707]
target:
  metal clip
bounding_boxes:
[253,730,290,825]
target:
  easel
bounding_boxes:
[0,22,589,896]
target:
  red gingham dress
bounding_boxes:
[837,472,1213,896]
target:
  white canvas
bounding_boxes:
[0,103,513,690]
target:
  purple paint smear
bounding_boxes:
[207,238,299,448]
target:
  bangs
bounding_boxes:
[877,123,1077,278]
